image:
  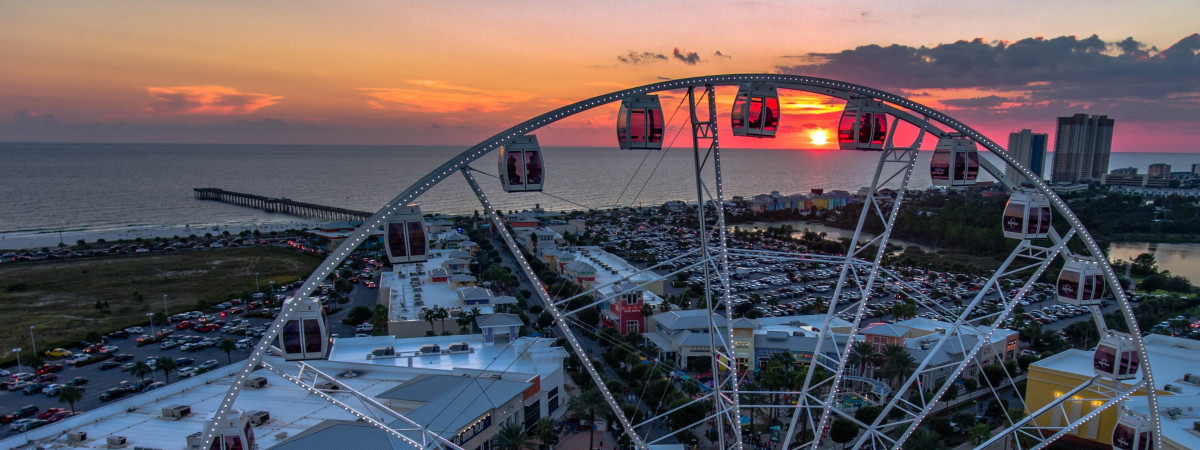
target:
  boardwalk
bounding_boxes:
[194,188,371,221]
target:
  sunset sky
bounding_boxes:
[2,1,1198,152]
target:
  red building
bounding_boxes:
[601,281,645,336]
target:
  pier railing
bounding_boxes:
[193,188,371,222]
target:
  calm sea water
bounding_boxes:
[0,143,1196,237]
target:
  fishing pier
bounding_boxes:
[193,188,371,221]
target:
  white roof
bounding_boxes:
[327,334,564,378]
[381,250,491,323]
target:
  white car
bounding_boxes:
[355,323,374,332]
[124,326,144,334]
[178,367,199,378]
[66,353,92,365]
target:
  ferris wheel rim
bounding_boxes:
[201,73,1159,450]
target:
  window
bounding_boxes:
[626,320,639,335]
[303,319,323,354]
[626,295,639,305]
[282,320,302,354]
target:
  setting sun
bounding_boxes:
[809,129,829,145]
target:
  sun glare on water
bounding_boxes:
[809,129,829,146]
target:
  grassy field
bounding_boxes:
[0,246,321,365]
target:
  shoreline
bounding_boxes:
[0,221,322,251]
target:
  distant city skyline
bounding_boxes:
[1052,113,1115,183]
[1,1,1198,152]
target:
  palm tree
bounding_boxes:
[58,385,83,413]
[494,423,536,450]
[218,338,236,364]
[424,308,437,333]
[880,346,917,389]
[967,423,992,445]
[131,361,153,383]
[532,417,555,447]
[903,428,943,450]
[156,356,178,384]
[847,341,877,377]
[567,388,609,449]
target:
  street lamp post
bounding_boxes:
[13,348,22,374]
[163,294,169,319]
[147,313,156,336]
[29,326,36,359]
[255,272,260,293]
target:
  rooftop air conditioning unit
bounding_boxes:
[420,344,441,354]
[67,431,87,443]
[448,342,470,352]
[1193,421,1200,432]
[1165,384,1183,394]
[248,410,271,426]
[315,381,339,391]
[1184,373,1200,384]
[186,432,203,449]
[107,436,127,448]
[368,347,396,359]
[243,376,268,389]
[161,404,191,420]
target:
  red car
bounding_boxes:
[175,320,194,330]
[36,364,63,375]
[38,373,57,382]
[195,324,216,333]
[36,408,67,420]
[46,410,76,423]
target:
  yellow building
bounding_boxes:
[1024,334,1200,449]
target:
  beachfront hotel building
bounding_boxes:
[1023,334,1200,449]
[1005,129,1048,186]
[1051,113,1114,184]
[0,329,569,449]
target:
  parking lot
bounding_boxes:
[0,267,381,436]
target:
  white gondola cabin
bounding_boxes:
[930,134,979,186]
[1002,189,1052,240]
[731,82,780,137]
[1111,412,1151,450]
[384,204,428,265]
[1057,256,1106,306]
[498,135,543,192]
[837,98,889,150]
[1093,334,1140,379]
[207,409,255,450]
[616,95,665,150]
[278,300,329,361]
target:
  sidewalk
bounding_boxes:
[556,428,617,450]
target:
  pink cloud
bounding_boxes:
[144,85,281,115]
[359,80,536,114]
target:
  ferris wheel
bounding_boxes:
[198,74,1161,450]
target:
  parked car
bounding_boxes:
[22,382,46,395]
[46,410,75,423]
[143,381,167,392]
[37,373,57,382]
[99,388,126,401]
[13,405,38,419]
[175,357,195,367]
[199,360,219,371]
[178,367,199,378]
[35,364,63,374]
[44,348,73,358]
[66,376,89,387]
[113,353,135,362]
[65,353,92,365]
[36,408,67,420]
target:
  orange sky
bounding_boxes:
[2,1,1198,151]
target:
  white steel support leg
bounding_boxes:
[791,145,919,449]
[688,84,743,450]
[459,168,648,448]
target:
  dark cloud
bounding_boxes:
[12,110,60,128]
[144,86,281,115]
[939,95,1019,109]
[617,51,668,65]
[777,34,1200,103]
[714,50,732,59]
[673,47,702,65]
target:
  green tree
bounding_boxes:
[903,428,943,450]
[880,344,917,388]
[494,423,536,450]
[156,356,178,384]
[344,306,374,325]
[568,388,609,449]
[829,417,859,450]
[967,423,992,445]
[532,417,555,447]
[218,338,236,364]
[131,361,154,383]
[847,341,876,377]
[58,385,84,413]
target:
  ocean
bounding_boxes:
[1,142,1197,237]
